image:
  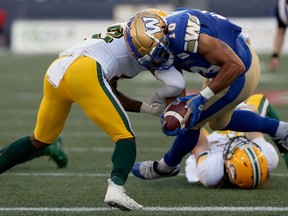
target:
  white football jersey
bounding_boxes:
[47,28,185,99]
[60,37,146,82]
[207,131,244,154]
[185,131,279,187]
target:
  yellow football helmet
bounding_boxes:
[124,9,174,70]
[223,136,268,189]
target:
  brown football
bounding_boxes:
[163,100,190,131]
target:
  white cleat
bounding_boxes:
[104,179,143,211]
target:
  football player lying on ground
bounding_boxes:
[185,94,280,189]
[0,9,185,211]
[0,136,68,168]
[127,8,288,180]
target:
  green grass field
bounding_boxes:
[0,50,288,216]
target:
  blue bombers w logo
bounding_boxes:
[142,17,161,34]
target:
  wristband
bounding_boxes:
[140,102,150,113]
[200,86,215,100]
[271,53,279,58]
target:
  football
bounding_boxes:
[163,100,190,131]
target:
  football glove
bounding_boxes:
[140,102,165,117]
[178,93,207,129]
[149,92,166,116]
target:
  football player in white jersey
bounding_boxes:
[185,94,282,189]
[0,10,185,211]
[185,94,280,189]
[186,130,277,189]
[269,0,288,72]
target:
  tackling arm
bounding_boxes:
[109,80,143,113]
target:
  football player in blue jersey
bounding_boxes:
[126,8,288,180]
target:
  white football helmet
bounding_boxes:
[223,136,268,189]
[124,9,174,70]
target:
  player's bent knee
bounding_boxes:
[30,134,53,150]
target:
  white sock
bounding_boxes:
[275,121,288,139]
[156,158,175,173]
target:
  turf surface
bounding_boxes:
[0,51,288,215]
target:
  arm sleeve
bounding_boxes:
[154,66,185,98]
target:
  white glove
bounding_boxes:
[150,92,166,116]
[140,92,167,117]
[140,102,165,117]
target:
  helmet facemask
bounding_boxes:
[124,10,174,70]
[223,136,268,189]
[138,35,174,70]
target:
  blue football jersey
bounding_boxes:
[166,8,252,78]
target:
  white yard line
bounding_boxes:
[0,206,288,212]
[3,172,288,177]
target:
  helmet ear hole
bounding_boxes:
[224,136,268,189]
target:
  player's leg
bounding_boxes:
[67,57,142,210]
[132,129,199,180]
[0,71,72,173]
[245,94,288,167]
[0,136,68,168]
[202,49,288,143]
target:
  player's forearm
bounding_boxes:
[115,90,142,113]
[207,63,244,94]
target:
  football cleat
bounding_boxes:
[48,137,68,168]
[132,160,180,180]
[272,136,288,168]
[104,179,143,211]
[124,10,174,70]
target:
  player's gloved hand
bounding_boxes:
[160,114,180,136]
[177,94,197,102]
[150,102,166,116]
[140,102,165,117]
[160,114,188,136]
[179,93,208,129]
[148,92,166,116]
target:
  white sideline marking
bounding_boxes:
[3,172,288,177]
[0,207,288,212]
[66,147,167,152]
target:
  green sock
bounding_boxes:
[111,139,136,186]
[267,104,280,120]
[0,138,56,163]
[0,136,39,173]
